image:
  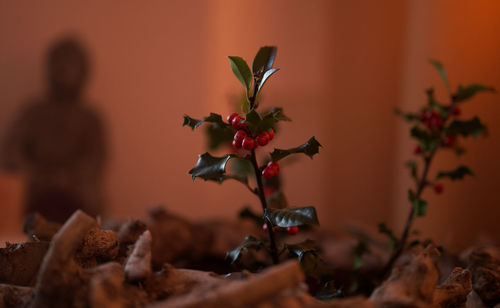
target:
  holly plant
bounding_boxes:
[183,46,322,265]
[380,60,495,277]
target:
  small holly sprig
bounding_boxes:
[183,46,322,265]
[380,60,495,277]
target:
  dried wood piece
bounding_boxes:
[77,227,119,265]
[23,213,62,242]
[124,230,152,282]
[370,246,440,307]
[89,262,126,308]
[149,260,305,308]
[0,284,33,308]
[31,210,97,308]
[466,246,500,307]
[433,267,472,308]
[0,242,49,286]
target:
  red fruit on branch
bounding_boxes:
[268,129,275,140]
[227,112,239,124]
[232,139,242,149]
[262,223,268,231]
[444,135,456,147]
[262,166,276,179]
[268,161,280,174]
[234,130,247,143]
[425,112,444,130]
[242,137,255,150]
[434,183,444,194]
[413,145,422,155]
[256,132,270,146]
[287,226,299,235]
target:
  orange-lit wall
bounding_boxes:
[0,1,499,251]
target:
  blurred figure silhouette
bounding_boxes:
[2,36,107,223]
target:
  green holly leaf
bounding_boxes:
[257,68,279,94]
[352,240,369,271]
[263,107,291,122]
[226,235,264,263]
[410,126,440,151]
[405,160,418,180]
[270,137,321,162]
[205,123,234,150]
[430,59,449,91]
[245,108,290,135]
[286,239,317,262]
[264,206,319,227]
[394,107,420,122]
[413,199,428,217]
[228,56,252,91]
[188,153,235,181]
[454,84,495,103]
[207,174,249,185]
[183,113,230,130]
[436,165,474,180]
[252,46,277,76]
[446,117,487,138]
[378,222,399,251]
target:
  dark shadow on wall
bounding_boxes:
[1,35,107,223]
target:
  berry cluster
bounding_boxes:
[262,161,280,179]
[413,106,462,194]
[227,112,275,151]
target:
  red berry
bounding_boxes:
[426,112,443,130]
[268,129,274,140]
[234,130,247,143]
[262,166,276,179]
[242,137,255,150]
[264,187,275,197]
[256,132,270,146]
[268,161,280,174]
[444,135,456,147]
[451,107,461,116]
[434,183,444,194]
[262,223,268,231]
[413,145,422,155]
[420,110,432,122]
[231,115,243,129]
[287,226,299,235]
[232,139,242,149]
[227,112,239,124]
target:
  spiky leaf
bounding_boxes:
[188,153,235,181]
[257,68,279,94]
[183,113,230,130]
[286,239,317,262]
[405,160,418,180]
[228,56,252,91]
[265,206,319,227]
[394,108,420,122]
[238,206,264,226]
[446,117,487,138]
[436,166,474,180]
[252,46,277,76]
[454,84,495,103]
[378,222,399,251]
[410,126,440,151]
[430,60,449,91]
[226,236,264,263]
[270,137,321,162]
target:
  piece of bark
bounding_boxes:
[30,210,97,308]
[76,227,119,267]
[23,213,62,242]
[370,246,440,307]
[433,267,472,308]
[0,242,49,286]
[0,284,33,308]
[89,262,126,308]
[124,230,152,282]
[467,246,500,307]
[148,260,305,308]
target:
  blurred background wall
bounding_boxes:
[0,0,499,252]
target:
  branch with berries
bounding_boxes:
[183,47,322,266]
[380,60,495,278]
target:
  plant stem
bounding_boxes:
[249,148,279,264]
[381,95,457,278]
